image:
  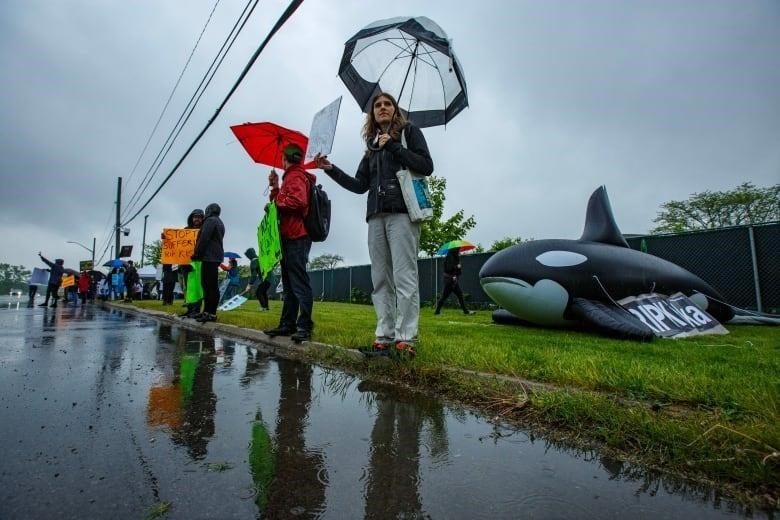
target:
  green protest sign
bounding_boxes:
[257,202,282,280]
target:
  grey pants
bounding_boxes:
[367,213,421,343]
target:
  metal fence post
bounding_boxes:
[748,226,763,312]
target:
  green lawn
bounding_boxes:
[132,298,780,505]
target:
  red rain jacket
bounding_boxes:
[270,164,316,240]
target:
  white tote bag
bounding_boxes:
[395,128,433,222]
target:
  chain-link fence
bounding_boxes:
[306,222,779,314]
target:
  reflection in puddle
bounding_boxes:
[0,307,770,519]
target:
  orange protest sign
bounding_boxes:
[161,228,199,265]
[61,274,75,288]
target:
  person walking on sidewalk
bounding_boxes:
[263,144,315,343]
[37,252,65,308]
[434,249,476,316]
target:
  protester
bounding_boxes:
[78,270,90,306]
[434,249,477,315]
[123,260,139,303]
[26,271,38,308]
[263,144,315,342]
[180,209,205,317]
[219,258,241,304]
[314,92,434,357]
[161,264,177,305]
[191,203,225,323]
[243,247,270,311]
[37,252,65,308]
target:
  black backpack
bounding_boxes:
[304,181,331,242]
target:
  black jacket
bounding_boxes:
[192,204,224,263]
[325,123,433,221]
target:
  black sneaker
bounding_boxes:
[196,312,216,323]
[290,330,311,343]
[464,310,476,315]
[264,326,295,337]
[38,303,48,307]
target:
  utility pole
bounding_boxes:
[115,177,122,259]
[91,237,96,267]
[141,215,149,267]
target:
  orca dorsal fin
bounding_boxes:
[579,186,629,247]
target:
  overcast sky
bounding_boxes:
[1,0,778,274]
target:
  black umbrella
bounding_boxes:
[339,16,468,128]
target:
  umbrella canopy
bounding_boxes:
[103,259,126,268]
[223,251,241,259]
[63,268,79,276]
[230,122,316,170]
[437,239,475,256]
[339,16,468,128]
[88,269,106,280]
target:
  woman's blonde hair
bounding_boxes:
[361,92,407,144]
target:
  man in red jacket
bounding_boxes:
[263,144,316,343]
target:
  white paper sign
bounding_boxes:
[305,96,342,162]
[29,267,49,285]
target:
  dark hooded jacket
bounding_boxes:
[40,255,65,285]
[324,123,433,221]
[192,203,224,262]
[244,247,260,286]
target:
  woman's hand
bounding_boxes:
[314,153,333,171]
[377,133,391,148]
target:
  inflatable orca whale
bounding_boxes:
[479,186,734,337]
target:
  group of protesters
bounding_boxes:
[33,253,141,308]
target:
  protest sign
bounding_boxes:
[61,274,75,288]
[161,228,199,265]
[618,292,728,338]
[119,245,133,258]
[257,203,281,280]
[29,267,49,285]
[79,260,94,271]
[304,96,342,162]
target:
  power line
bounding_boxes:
[122,0,253,219]
[122,0,305,227]
[122,0,222,192]
[122,0,259,220]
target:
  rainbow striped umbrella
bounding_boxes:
[437,239,475,256]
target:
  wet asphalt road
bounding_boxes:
[0,300,768,519]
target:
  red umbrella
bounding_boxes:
[230,122,316,170]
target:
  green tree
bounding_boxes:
[144,240,163,267]
[309,253,344,270]
[489,236,531,252]
[652,182,779,234]
[419,176,477,256]
[0,263,31,293]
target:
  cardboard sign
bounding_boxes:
[61,274,75,288]
[161,228,199,265]
[304,96,342,162]
[218,295,247,311]
[618,292,729,338]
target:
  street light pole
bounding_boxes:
[66,239,96,268]
[141,215,149,267]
